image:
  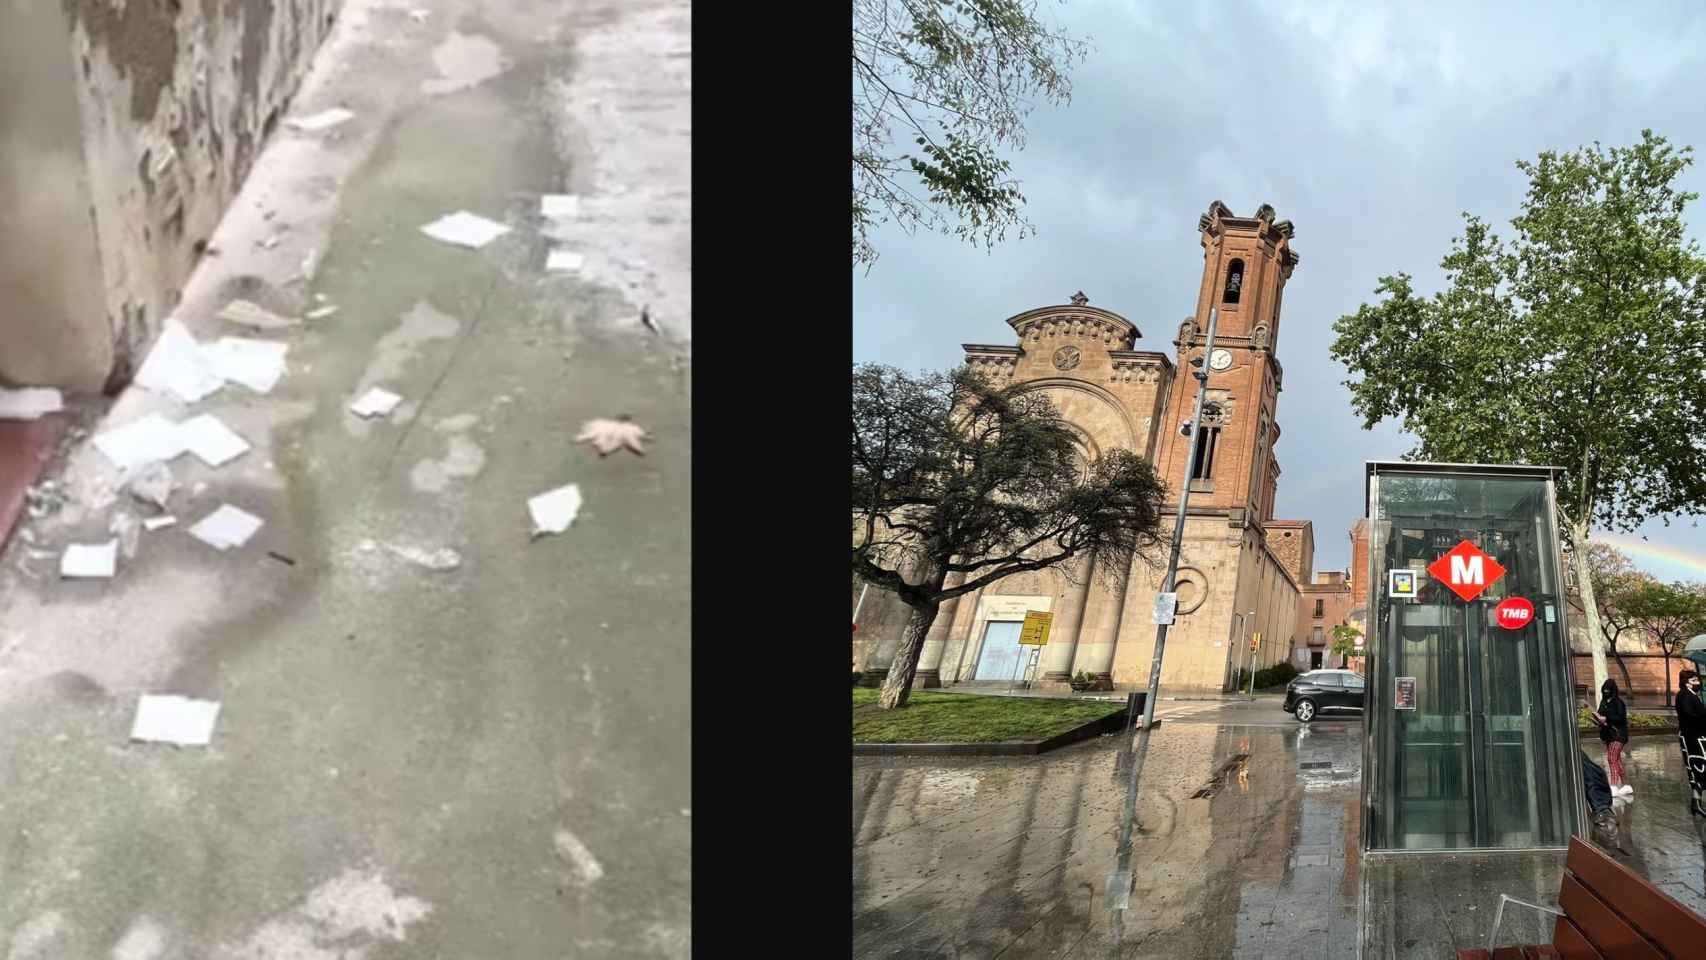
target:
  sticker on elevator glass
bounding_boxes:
[1494,596,1535,630]
[1388,569,1418,599]
[1395,677,1417,710]
[1152,592,1178,625]
[1426,539,1507,602]
[1018,610,1053,645]
[1545,604,1556,623]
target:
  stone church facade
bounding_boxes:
[855,201,1310,694]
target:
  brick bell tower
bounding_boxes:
[1151,201,1300,523]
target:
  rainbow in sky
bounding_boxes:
[1593,531,1706,583]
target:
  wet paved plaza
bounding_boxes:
[852,699,1706,958]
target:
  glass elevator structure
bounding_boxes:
[1362,462,1584,853]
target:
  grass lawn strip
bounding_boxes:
[853,688,1124,744]
[1576,708,1676,735]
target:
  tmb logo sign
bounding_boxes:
[1426,539,1507,602]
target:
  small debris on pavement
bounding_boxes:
[420,211,512,249]
[640,305,660,336]
[109,512,141,560]
[24,482,66,520]
[61,540,118,579]
[0,386,63,421]
[177,414,251,467]
[546,249,585,273]
[528,484,583,537]
[202,337,288,394]
[217,299,300,331]
[266,550,297,566]
[575,416,648,457]
[384,543,462,571]
[409,8,430,21]
[259,234,282,250]
[122,461,176,509]
[143,516,177,532]
[130,695,220,746]
[188,504,264,551]
[134,319,224,404]
[305,305,340,321]
[541,194,581,219]
[284,108,355,132]
[94,414,189,470]
[349,387,403,419]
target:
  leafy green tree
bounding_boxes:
[852,0,1089,268]
[852,364,1166,709]
[1331,131,1706,696]
[1620,579,1706,705]
[1563,541,1644,690]
[1329,623,1361,668]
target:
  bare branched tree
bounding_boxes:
[852,363,1166,709]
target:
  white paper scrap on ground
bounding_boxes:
[94,414,189,470]
[143,515,178,531]
[528,484,583,536]
[385,543,462,571]
[61,540,118,578]
[546,249,585,273]
[130,695,221,746]
[202,337,288,394]
[188,504,264,551]
[217,299,300,330]
[305,305,340,321]
[540,194,580,219]
[134,319,223,403]
[349,387,403,419]
[0,386,63,421]
[177,414,250,467]
[284,108,354,132]
[420,211,512,249]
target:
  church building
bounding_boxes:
[855,201,1313,694]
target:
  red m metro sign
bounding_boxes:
[1426,539,1507,602]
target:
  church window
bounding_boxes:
[1191,427,1220,480]
[1223,259,1245,304]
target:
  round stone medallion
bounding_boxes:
[1052,346,1081,370]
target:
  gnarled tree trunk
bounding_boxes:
[878,602,941,709]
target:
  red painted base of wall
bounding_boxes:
[0,416,64,553]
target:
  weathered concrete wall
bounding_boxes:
[0,0,111,392]
[0,0,339,394]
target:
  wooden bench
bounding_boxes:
[1458,836,1706,959]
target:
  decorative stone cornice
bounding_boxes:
[1107,350,1168,386]
[1004,304,1139,350]
[1198,200,1300,270]
[961,343,1020,381]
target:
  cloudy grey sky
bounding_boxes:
[851,0,1706,582]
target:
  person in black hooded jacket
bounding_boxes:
[1676,669,1706,819]
[1593,678,1631,797]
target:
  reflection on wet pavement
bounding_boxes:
[854,713,1706,958]
[853,715,1365,958]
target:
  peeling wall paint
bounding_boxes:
[0,0,339,394]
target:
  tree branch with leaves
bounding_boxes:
[853,363,1166,708]
[1331,130,1706,697]
[852,0,1089,268]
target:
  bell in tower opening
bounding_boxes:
[1223,258,1245,304]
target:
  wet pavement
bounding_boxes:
[854,701,1706,958]
[0,0,689,955]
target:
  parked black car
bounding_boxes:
[1283,669,1366,722]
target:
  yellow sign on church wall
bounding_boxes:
[1018,611,1054,646]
